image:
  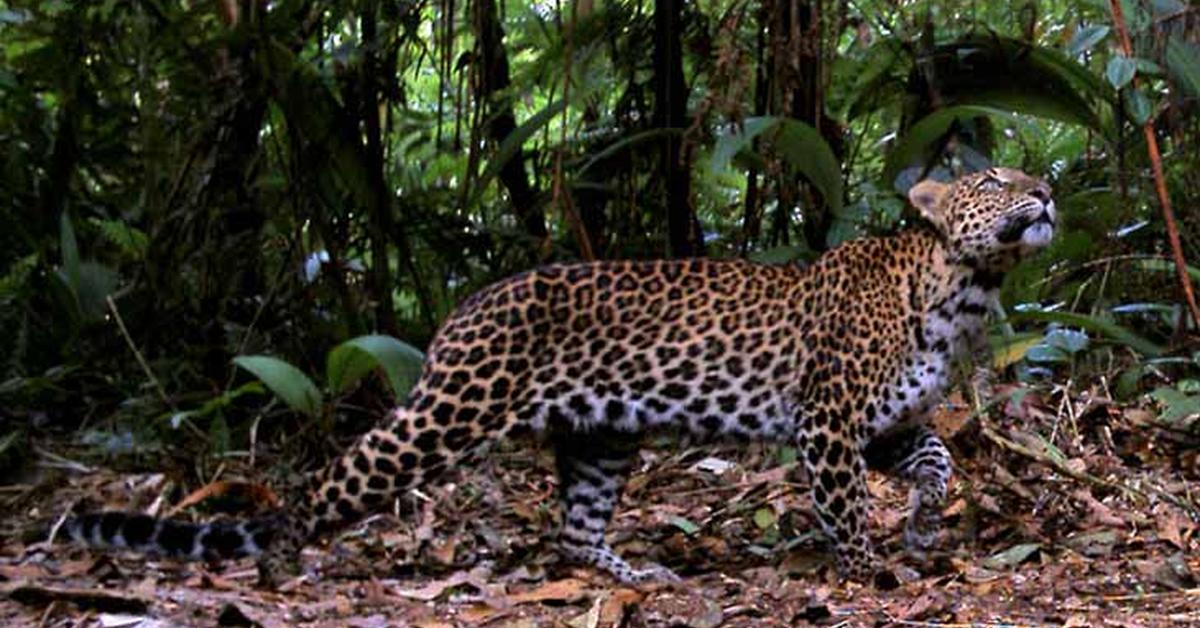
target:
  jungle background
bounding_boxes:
[2,0,1200,625]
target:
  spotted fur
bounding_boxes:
[65,168,1055,586]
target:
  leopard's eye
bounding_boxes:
[979,176,1004,192]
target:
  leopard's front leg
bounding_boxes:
[866,425,951,555]
[797,421,876,582]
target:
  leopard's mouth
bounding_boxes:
[998,202,1056,247]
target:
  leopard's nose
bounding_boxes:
[1029,183,1051,205]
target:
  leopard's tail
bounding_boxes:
[63,511,278,561]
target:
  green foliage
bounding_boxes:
[1149,385,1200,427]
[1106,56,1137,89]
[231,335,425,422]
[233,356,323,419]
[710,117,844,217]
[326,335,426,399]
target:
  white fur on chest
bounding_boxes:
[869,283,994,435]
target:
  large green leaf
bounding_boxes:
[1008,309,1163,357]
[1067,25,1110,57]
[470,98,566,207]
[1165,37,1200,100]
[574,128,679,179]
[885,105,1017,186]
[885,36,1112,184]
[233,356,323,418]
[326,334,425,399]
[932,36,1110,125]
[1106,56,1136,90]
[710,116,843,216]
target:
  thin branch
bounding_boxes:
[106,295,175,412]
[551,0,595,261]
[1108,0,1200,333]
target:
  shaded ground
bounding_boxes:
[3,386,1200,626]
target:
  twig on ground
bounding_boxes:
[4,582,151,613]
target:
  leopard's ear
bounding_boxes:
[908,179,950,235]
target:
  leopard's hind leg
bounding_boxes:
[553,430,679,585]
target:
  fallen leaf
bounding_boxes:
[568,595,603,628]
[1064,530,1117,557]
[1074,489,1125,529]
[688,457,735,474]
[99,615,158,628]
[169,480,279,514]
[1156,507,1186,549]
[599,588,644,625]
[669,516,700,535]
[899,592,946,621]
[753,507,776,529]
[508,578,590,605]
[981,543,1040,570]
[0,564,48,579]
[1153,554,1197,591]
[393,571,475,602]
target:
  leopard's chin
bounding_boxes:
[1020,220,1054,250]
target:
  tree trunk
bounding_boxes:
[769,0,843,252]
[361,6,398,335]
[653,0,702,258]
[474,0,546,243]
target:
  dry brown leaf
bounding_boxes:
[169,480,279,515]
[599,588,644,625]
[1074,489,1125,529]
[898,591,945,621]
[393,571,476,602]
[1155,507,1187,550]
[508,578,590,605]
[0,564,48,579]
[568,595,604,628]
[458,604,510,624]
[428,537,458,565]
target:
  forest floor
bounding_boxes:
[3,385,1200,627]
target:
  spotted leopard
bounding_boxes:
[64,168,1055,586]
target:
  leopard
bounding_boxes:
[63,167,1055,587]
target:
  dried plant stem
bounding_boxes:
[107,295,174,411]
[1108,0,1200,332]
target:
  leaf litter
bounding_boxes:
[3,383,1200,625]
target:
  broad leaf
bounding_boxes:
[327,334,425,399]
[471,98,566,207]
[1067,25,1109,57]
[1165,37,1200,100]
[1106,56,1136,90]
[990,332,1043,369]
[233,356,323,418]
[1150,387,1200,424]
[885,105,1017,187]
[1125,88,1151,124]
[1008,309,1163,357]
[710,116,843,216]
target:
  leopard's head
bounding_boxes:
[908,167,1055,270]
